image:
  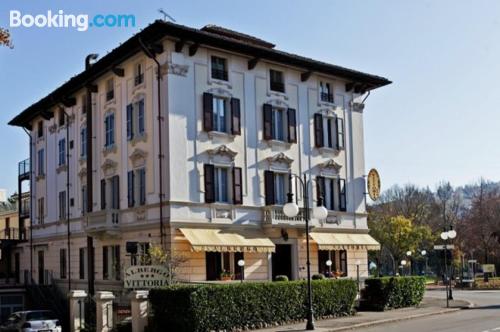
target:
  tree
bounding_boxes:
[146,245,187,285]
[0,27,13,49]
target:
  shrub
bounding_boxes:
[361,276,426,311]
[275,275,289,281]
[312,274,325,280]
[149,279,357,332]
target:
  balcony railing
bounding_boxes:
[20,199,30,218]
[211,68,228,81]
[263,207,307,224]
[320,92,334,103]
[18,159,30,178]
[0,228,20,240]
[270,81,285,93]
[134,73,144,86]
[85,210,120,235]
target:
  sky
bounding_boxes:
[1,0,500,195]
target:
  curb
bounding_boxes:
[324,308,462,332]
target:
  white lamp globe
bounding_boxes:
[313,205,328,220]
[401,260,407,266]
[448,229,457,239]
[406,251,412,256]
[283,201,299,217]
[237,259,245,267]
[421,250,427,256]
[326,260,332,267]
[440,232,449,240]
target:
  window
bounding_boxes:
[79,127,86,158]
[102,176,120,221]
[126,99,145,140]
[128,168,146,207]
[205,252,244,281]
[213,97,228,133]
[37,121,43,138]
[263,104,296,143]
[317,176,347,211]
[82,185,88,215]
[204,164,242,204]
[270,69,284,92]
[319,81,334,103]
[58,110,65,126]
[37,149,45,176]
[211,56,228,81]
[60,248,67,279]
[134,63,144,86]
[79,248,87,279]
[264,171,290,206]
[103,245,120,280]
[131,242,150,266]
[313,114,345,150]
[318,250,347,277]
[58,139,66,166]
[58,191,66,220]
[104,113,115,147]
[106,78,114,101]
[81,95,87,114]
[38,198,44,224]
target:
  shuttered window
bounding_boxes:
[230,98,241,135]
[104,113,115,147]
[127,99,145,140]
[100,179,106,210]
[336,117,345,150]
[264,170,275,206]
[127,171,135,207]
[232,167,243,205]
[314,113,324,148]
[58,139,66,166]
[338,178,346,211]
[139,168,146,205]
[204,164,215,203]
[203,92,214,132]
[287,108,297,143]
[80,127,87,158]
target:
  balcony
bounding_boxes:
[0,228,22,241]
[18,159,30,180]
[263,207,309,226]
[320,92,334,103]
[84,210,121,237]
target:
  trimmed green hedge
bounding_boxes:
[361,276,426,311]
[149,279,357,331]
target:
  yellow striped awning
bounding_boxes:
[310,232,380,250]
[179,228,276,253]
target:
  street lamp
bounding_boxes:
[421,250,428,276]
[440,226,457,308]
[237,259,245,283]
[326,259,332,277]
[406,251,412,275]
[283,173,328,330]
[355,260,361,293]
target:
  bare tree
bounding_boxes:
[0,27,13,48]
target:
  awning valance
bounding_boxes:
[179,228,275,253]
[310,232,380,251]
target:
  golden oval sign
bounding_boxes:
[367,169,381,201]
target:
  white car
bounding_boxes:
[0,310,61,332]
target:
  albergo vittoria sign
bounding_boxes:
[124,265,169,289]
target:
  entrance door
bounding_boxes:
[272,244,292,280]
[37,251,44,285]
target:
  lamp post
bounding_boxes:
[237,259,245,283]
[355,260,361,294]
[406,251,412,275]
[401,260,407,276]
[326,259,332,278]
[283,173,328,331]
[440,227,457,308]
[421,250,427,276]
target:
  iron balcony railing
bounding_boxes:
[18,158,30,178]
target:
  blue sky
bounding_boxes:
[1,0,499,195]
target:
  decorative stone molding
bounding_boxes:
[129,148,148,168]
[136,208,147,221]
[318,159,342,171]
[101,159,118,177]
[48,124,57,134]
[167,63,189,77]
[267,152,293,166]
[206,145,237,161]
[206,87,232,98]
[352,102,365,113]
[56,164,68,174]
[78,167,87,180]
[102,144,117,157]
[318,107,342,118]
[265,98,290,108]
[130,133,148,147]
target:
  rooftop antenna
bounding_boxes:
[158,9,176,22]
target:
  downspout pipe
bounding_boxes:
[138,37,165,248]
[22,127,33,283]
[60,106,72,292]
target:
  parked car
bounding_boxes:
[0,310,61,332]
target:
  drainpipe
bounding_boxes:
[60,106,72,292]
[85,53,98,296]
[138,37,165,248]
[22,128,33,283]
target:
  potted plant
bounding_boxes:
[220,270,233,281]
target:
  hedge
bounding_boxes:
[149,279,357,332]
[361,276,426,311]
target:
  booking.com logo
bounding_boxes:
[9,10,136,32]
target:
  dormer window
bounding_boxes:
[134,63,144,86]
[106,78,114,101]
[270,69,284,93]
[320,81,334,103]
[211,56,228,81]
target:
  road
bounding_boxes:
[358,290,500,332]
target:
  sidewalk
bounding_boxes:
[255,296,471,332]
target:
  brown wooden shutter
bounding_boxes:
[287,108,297,143]
[263,104,273,140]
[264,170,275,205]
[230,98,241,135]
[100,179,106,210]
[232,167,243,204]
[316,176,325,201]
[203,92,214,132]
[204,164,215,203]
[314,113,324,148]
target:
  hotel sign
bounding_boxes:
[124,265,169,289]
